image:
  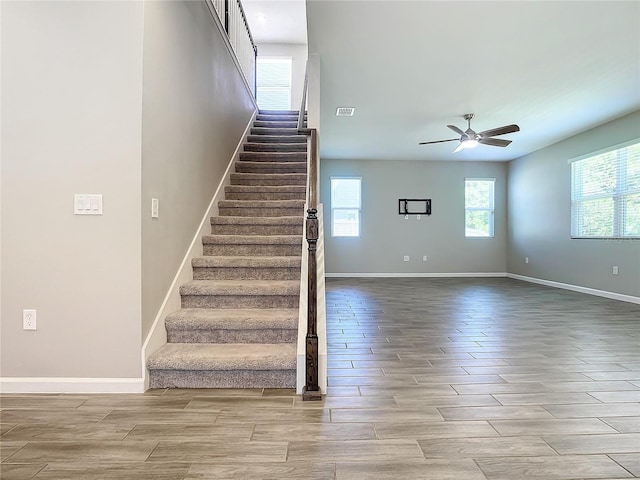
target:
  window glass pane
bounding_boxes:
[625,144,640,191]
[624,193,640,236]
[574,153,616,197]
[465,180,494,209]
[575,198,614,237]
[465,179,494,237]
[465,210,492,237]
[333,209,360,237]
[331,179,361,208]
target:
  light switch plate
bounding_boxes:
[74,194,103,215]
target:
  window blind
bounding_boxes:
[571,141,640,238]
[256,58,292,111]
[331,178,361,237]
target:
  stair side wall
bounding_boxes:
[140,0,257,363]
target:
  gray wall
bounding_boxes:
[1,1,144,377]
[141,1,256,340]
[1,0,256,380]
[322,159,507,274]
[507,111,640,297]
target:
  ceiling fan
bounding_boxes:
[419,114,520,153]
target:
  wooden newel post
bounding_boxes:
[303,208,321,401]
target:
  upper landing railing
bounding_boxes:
[207,0,258,96]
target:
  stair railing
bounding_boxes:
[206,0,258,96]
[297,64,322,401]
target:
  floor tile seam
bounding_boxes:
[605,453,639,478]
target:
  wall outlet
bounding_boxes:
[23,309,36,330]
[525,257,529,264]
[422,255,428,262]
[403,255,410,262]
[612,265,619,275]
[416,214,421,220]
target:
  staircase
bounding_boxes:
[147,110,307,389]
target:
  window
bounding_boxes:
[331,177,361,237]
[571,140,640,238]
[256,58,292,111]
[465,179,495,237]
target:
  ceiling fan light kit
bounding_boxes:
[419,113,520,153]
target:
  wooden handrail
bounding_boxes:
[298,63,321,401]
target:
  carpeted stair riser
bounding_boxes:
[230,173,306,186]
[218,199,305,216]
[203,243,301,256]
[256,114,305,122]
[239,152,307,162]
[251,127,299,136]
[192,256,301,280]
[149,369,296,389]
[202,233,302,256]
[181,294,298,309]
[165,308,297,344]
[259,109,301,115]
[246,135,307,144]
[224,186,306,201]
[168,328,297,344]
[244,143,306,152]
[210,217,303,236]
[235,161,307,174]
[253,120,298,128]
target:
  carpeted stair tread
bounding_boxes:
[180,279,300,296]
[246,135,307,144]
[210,216,303,226]
[230,173,307,186]
[239,151,307,161]
[235,161,307,173]
[147,343,296,371]
[202,234,301,245]
[244,143,306,152]
[225,185,306,194]
[165,308,298,331]
[259,109,303,115]
[219,199,305,208]
[192,256,301,268]
[253,120,298,128]
[250,127,299,136]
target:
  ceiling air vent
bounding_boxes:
[336,107,355,117]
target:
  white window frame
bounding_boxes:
[570,139,640,239]
[465,178,495,238]
[330,177,362,238]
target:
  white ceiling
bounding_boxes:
[247,1,640,162]
[243,0,308,45]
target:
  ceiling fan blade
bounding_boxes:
[478,124,520,137]
[418,138,458,145]
[479,137,512,147]
[447,125,466,137]
[452,143,465,153]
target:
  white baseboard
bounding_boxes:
[507,273,640,304]
[0,377,145,394]
[325,272,508,278]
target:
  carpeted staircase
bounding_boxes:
[147,110,307,389]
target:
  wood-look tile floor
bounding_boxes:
[1,278,639,479]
